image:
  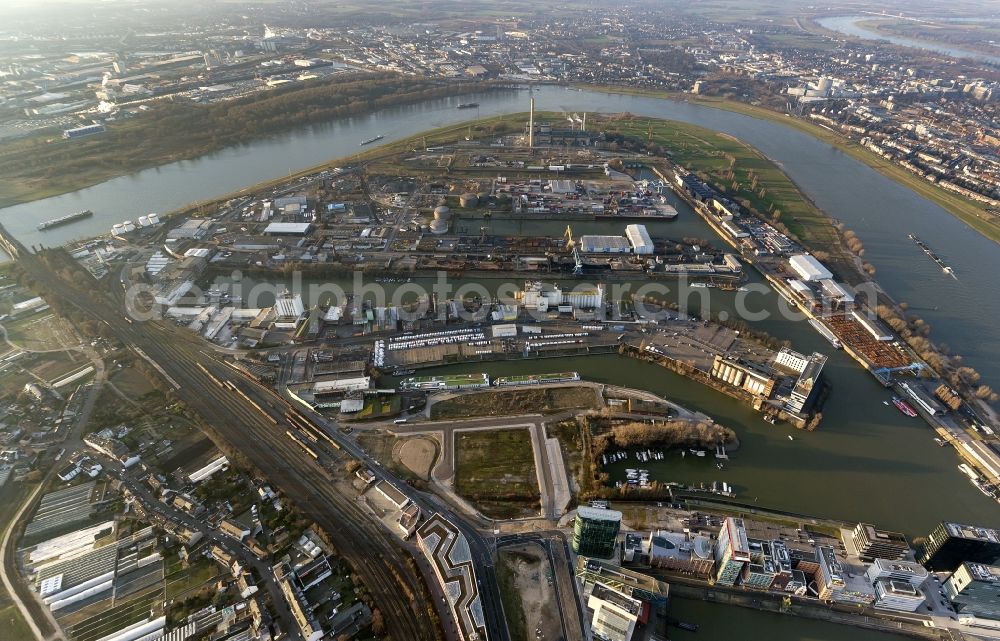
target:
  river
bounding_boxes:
[817,15,1000,65]
[5,86,999,639]
[5,86,999,392]
[205,163,1000,536]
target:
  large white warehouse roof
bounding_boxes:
[625,224,654,255]
[788,254,833,281]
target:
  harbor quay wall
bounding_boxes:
[667,580,949,641]
[205,263,737,284]
[617,344,809,429]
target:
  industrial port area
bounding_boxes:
[2,1,1000,636]
[0,99,998,641]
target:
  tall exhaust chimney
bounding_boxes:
[528,96,535,148]
[582,112,586,132]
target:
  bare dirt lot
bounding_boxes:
[499,544,561,641]
[394,436,438,480]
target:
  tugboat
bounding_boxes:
[892,396,918,417]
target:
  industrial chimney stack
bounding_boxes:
[528,96,535,148]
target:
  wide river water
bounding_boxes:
[817,15,1000,65]
[3,85,999,636]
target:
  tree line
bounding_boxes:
[0,73,492,191]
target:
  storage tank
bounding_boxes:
[122,221,136,232]
[430,205,451,235]
[147,213,160,225]
[137,215,150,227]
[112,223,126,236]
[459,193,478,208]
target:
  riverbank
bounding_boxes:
[668,582,943,641]
[578,84,1000,246]
[811,15,1000,64]
[0,75,498,209]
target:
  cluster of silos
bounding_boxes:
[429,205,451,235]
[112,212,159,236]
[112,220,136,236]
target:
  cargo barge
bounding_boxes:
[37,210,93,231]
[808,319,842,349]
[909,233,956,279]
[457,102,479,109]
[360,135,384,146]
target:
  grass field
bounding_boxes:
[0,604,34,641]
[454,429,540,519]
[164,559,220,601]
[430,386,598,420]
[2,313,80,352]
[356,431,425,482]
[583,85,1000,247]
[600,113,858,277]
[353,394,402,420]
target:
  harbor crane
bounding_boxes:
[564,225,584,275]
[873,362,926,385]
[564,224,575,249]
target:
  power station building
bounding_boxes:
[573,506,622,559]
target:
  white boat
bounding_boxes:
[787,435,794,441]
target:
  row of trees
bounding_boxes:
[593,420,737,455]
[876,303,997,402]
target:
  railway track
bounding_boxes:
[15,250,442,641]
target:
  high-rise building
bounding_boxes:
[714,517,750,586]
[587,582,644,641]
[865,558,929,590]
[853,523,910,562]
[917,522,1000,572]
[873,579,925,612]
[943,562,1000,621]
[573,506,622,559]
[815,545,846,600]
